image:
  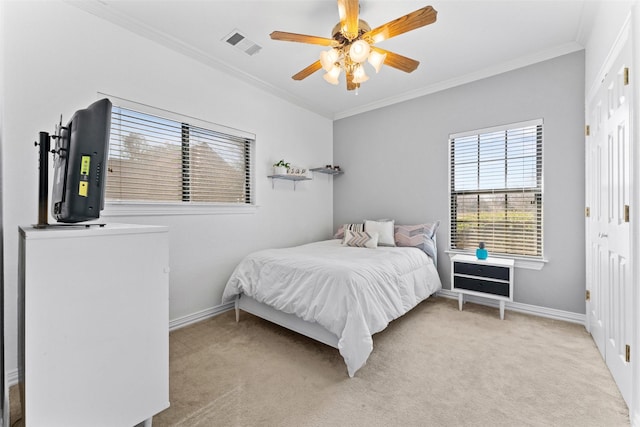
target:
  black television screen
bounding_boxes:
[50,98,112,223]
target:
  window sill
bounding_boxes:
[102,201,259,217]
[444,249,547,270]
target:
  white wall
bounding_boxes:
[334,51,586,314]
[2,1,333,377]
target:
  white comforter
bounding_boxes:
[222,239,442,377]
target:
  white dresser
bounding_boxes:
[18,223,170,426]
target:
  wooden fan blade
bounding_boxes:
[292,60,323,81]
[365,6,437,43]
[270,31,336,46]
[337,0,359,39]
[372,47,420,73]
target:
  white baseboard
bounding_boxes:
[5,302,236,388]
[436,289,586,325]
[5,370,18,388]
[5,296,584,388]
[169,302,235,331]
[2,391,8,427]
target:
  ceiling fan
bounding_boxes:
[270,0,437,91]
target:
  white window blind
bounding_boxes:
[106,106,253,205]
[449,119,543,258]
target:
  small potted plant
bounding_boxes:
[273,159,290,175]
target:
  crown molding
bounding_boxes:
[333,41,585,120]
[66,0,334,119]
[67,1,584,122]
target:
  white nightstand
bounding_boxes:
[451,254,514,319]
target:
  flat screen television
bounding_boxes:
[50,98,112,223]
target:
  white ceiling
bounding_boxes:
[71,0,595,120]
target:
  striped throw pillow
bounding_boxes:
[394,222,439,260]
[334,223,364,241]
[343,230,379,248]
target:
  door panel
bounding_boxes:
[586,105,606,356]
[586,35,632,407]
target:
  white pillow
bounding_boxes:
[364,219,396,247]
[342,230,379,248]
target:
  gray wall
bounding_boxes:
[334,51,585,314]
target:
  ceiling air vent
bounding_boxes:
[223,29,262,56]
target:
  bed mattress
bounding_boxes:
[222,239,442,376]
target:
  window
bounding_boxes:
[106,104,254,206]
[449,119,543,258]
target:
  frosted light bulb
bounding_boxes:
[368,50,387,73]
[349,40,370,64]
[323,66,341,85]
[352,65,369,84]
[320,49,339,72]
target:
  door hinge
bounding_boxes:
[586,290,591,301]
[585,125,590,136]
[623,67,629,86]
[626,344,631,363]
[585,207,590,217]
[624,204,629,222]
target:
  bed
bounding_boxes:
[222,221,442,377]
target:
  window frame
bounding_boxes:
[448,119,546,269]
[100,94,257,217]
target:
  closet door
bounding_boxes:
[585,29,633,407]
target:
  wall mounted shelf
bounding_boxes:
[267,174,311,190]
[310,167,343,181]
[310,167,343,175]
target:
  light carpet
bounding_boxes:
[9,296,629,426]
[153,296,629,427]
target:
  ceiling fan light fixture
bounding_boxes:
[323,66,341,85]
[368,50,387,73]
[270,4,437,91]
[349,40,370,63]
[320,48,340,72]
[352,65,369,84]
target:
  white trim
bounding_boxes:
[449,118,544,140]
[586,13,632,104]
[99,92,256,140]
[169,302,234,331]
[631,4,640,426]
[98,94,258,214]
[3,392,9,427]
[447,121,545,268]
[3,296,585,388]
[334,42,583,120]
[5,302,236,388]
[445,250,547,271]
[102,201,259,217]
[70,2,334,119]
[5,370,18,388]
[69,1,582,121]
[437,289,585,325]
